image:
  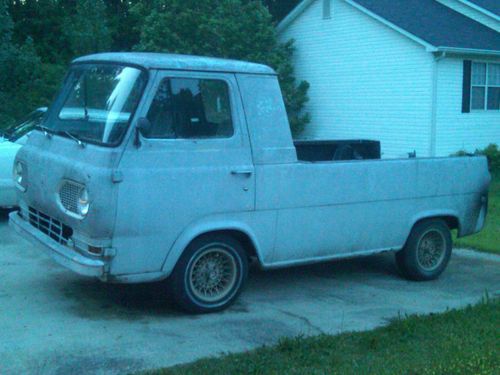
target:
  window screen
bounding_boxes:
[145,78,234,139]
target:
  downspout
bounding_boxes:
[430,51,446,157]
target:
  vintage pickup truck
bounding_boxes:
[10,53,490,313]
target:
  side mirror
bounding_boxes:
[134,117,151,148]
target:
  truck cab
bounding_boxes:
[10,53,490,313]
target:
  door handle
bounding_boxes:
[231,169,253,176]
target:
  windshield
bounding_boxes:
[2,108,46,142]
[50,64,147,146]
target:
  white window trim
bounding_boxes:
[471,61,500,111]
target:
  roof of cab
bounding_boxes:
[72,52,276,75]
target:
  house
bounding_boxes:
[278,0,500,158]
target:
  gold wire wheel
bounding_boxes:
[416,230,446,272]
[188,247,238,303]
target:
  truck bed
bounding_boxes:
[294,140,381,162]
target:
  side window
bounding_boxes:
[145,77,234,139]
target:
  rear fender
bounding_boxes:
[409,209,461,237]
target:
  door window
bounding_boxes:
[145,78,234,139]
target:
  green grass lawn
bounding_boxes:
[147,298,499,375]
[455,172,499,254]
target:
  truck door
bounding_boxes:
[111,71,255,275]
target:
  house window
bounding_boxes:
[471,62,500,110]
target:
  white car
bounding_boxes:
[0,108,46,208]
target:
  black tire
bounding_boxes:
[396,219,452,281]
[169,233,248,314]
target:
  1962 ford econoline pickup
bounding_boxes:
[10,53,490,313]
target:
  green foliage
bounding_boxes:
[454,144,500,173]
[8,0,73,63]
[64,0,112,57]
[0,0,13,44]
[263,0,301,21]
[134,0,310,135]
[2,0,309,134]
[106,0,143,51]
[452,144,499,254]
[0,0,43,129]
[480,144,500,172]
[455,172,499,254]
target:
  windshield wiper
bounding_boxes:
[62,130,86,148]
[34,124,54,139]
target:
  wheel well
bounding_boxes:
[414,216,459,231]
[192,230,259,262]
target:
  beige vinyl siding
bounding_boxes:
[435,56,500,155]
[280,0,435,158]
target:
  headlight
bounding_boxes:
[77,188,90,217]
[13,161,27,191]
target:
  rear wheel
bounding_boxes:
[396,219,452,281]
[169,234,248,314]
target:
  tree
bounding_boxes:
[264,0,301,21]
[134,0,309,135]
[8,0,75,63]
[106,0,143,51]
[64,0,111,57]
[0,0,12,45]
[0,0,42,129]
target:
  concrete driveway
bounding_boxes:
[0,211,499,375]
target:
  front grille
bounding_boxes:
[59,181,82,214]
[27,207,73,245]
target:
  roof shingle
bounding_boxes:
[468,0,500,16]
[351,0,500,52]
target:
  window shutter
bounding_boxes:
[462,60,472,113]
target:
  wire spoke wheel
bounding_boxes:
[416,229,446,272]
[188,247,238,304]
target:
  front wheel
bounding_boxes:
[396,219,452,281]
[169,234,248,314]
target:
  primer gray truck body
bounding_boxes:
[10,53,490,284]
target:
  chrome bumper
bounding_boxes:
[9,211,106,278]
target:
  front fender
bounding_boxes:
[160,215,266,277]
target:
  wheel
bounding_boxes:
[396,219,452,281]
[169,233,248,314]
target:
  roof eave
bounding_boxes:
[436,46,500,56]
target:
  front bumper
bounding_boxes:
[9,211,106,278]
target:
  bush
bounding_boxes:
[480,144,500,173]
[454,144,500,173]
